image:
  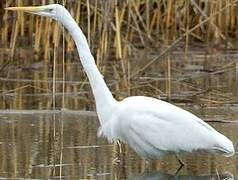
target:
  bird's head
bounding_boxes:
[5,4,67,21]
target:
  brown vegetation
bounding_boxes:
[0,0,238,109]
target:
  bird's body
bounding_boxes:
[99,96,234,159]
[5,4,235,160]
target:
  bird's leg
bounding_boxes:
[174,164,184,176]
[112,139,122,165]
[174,154,185,175]
[116,139,122,154]
[143,159,150,172]
[176,154,185,167]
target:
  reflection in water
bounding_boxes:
[1,49,238,111]
[0,111,237,179]
[130,171,234,180]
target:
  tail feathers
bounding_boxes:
[212,145,235,157]
[213,134,235,157]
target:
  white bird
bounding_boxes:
[5,4,235,162]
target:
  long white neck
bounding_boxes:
[60,11,117,124]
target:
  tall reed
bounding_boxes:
[0,0,237,108]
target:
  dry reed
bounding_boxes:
[0,0,237,109]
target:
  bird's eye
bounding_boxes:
[47,8,54,12]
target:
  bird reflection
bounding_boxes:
[129,171,234,180]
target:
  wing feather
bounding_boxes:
[115,97,218,157]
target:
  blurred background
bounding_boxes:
[0,0,237,179]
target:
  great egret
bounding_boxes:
[5,4,235,162]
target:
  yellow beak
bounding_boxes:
[5,6,44,13]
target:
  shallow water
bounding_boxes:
[0,109,237,179]
[1,39,238,179]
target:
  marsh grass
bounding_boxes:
[0,0,238,109]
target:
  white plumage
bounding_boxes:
[99,96,234,158]
[6,4,235,160]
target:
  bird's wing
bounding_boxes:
[116,98,217,155]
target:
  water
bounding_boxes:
[0,109,237,179]
[1,40,238,179]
